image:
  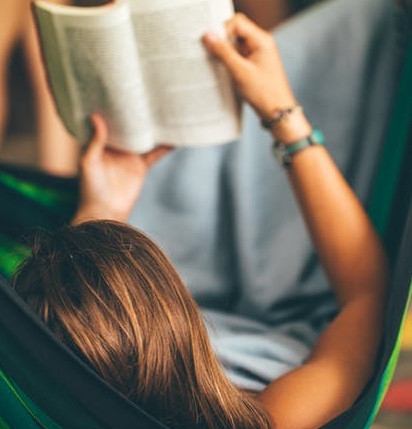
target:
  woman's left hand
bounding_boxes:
[72,114,172,225]
[203,13,296,120]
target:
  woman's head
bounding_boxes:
[13,221,272,429]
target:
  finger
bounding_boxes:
[227,13,272,51]
[84,113,109,159]
[141,145,173,168]
[202,32,247,76]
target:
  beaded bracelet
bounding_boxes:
[261,103,303,131]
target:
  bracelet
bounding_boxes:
[261,102,303,131]
[272,129,325,169]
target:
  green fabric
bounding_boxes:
[359,39,412,429]
[0,172,73,207]
[0,170,80,428]
[0,232,31,280]
[0,325,103,429]
[0,369,63,429]
[343,278,412,429]
[0,416,11,429]
[368,39,412,235]
[365,279,412,428]
[0,369,40,429]
[0,168,77,280]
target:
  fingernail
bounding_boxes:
[204,32,221,43]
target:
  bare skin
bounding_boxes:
[73,13,388,429]
[203,14,388,429]
[0,0,27,143]
[234,0,289,30]
[72,115,172,225]
[0,0,78,175]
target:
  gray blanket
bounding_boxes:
[130,0,402,391]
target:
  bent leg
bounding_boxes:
[23,0,78,176]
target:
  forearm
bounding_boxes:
[281,122,388,305]
[257,117,388,428]
[269,110,389,306]
[282,115,388,373]
[258,295,384,429]
[233,0,289,30]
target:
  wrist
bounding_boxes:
[272,128,325,169]
[72,203,128,226]
[271,110,312,144]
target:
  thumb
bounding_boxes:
[85,114,109,159]
[202,32,247,76]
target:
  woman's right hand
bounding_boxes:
[72,114,171,225]
[202,13,296,121]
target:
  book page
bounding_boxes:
[35,2,155,153]
[129,0,241,147]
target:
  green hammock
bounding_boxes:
[0,29,411,429]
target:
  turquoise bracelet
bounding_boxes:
[272,129,325,169]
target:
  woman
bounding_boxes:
[13,14,388,429]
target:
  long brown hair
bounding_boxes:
[13,221,272,429]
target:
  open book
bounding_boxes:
[33,0,240,153]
